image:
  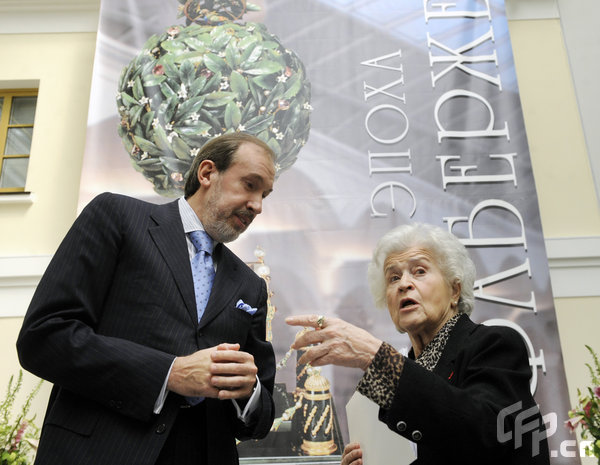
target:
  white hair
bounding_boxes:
[367,223,476,315]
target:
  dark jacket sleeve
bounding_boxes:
[16,193,175,422]
[377,324,548,464]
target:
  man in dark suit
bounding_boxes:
[17,133,277,465]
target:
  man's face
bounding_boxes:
[202,142,275,243]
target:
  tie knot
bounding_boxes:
[189,230,213,254]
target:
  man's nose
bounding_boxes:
[247,195,263,214]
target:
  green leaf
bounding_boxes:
[240,100,257,122]
[120,92,139,107]
[160,82,177,100]
[200,109,223,131]
[229,71,249,100]
[211,26,233,50]
[204,53,228,74]
[137,157,161,166]
[261,41,281,50]
[243,114,273,133]
[251,74,276,90]
[189,75,208,97]
[133,76,145,101]
[133,135,160,155]
[179,60,196,88]
[152,124,173,154]
[242,43,263,64]
[224,101,242,129]
[160,39,187,54]
[283,74,302,99]
[129,105,144,127]
[248,79,264,106]
[238,35,258,51]
[142,110,156,134]
[203,91,236,108]
[225,41,241,69]
[173,51,204,67]
[177,96,205,119]
[160,156,189,172]
[160,56,180,79]
[177,121,212,136]
[142,34,161,51]
[267,137,282,156]
[264,83,284,109]
[143,74,167,87]
[171,135,192,160]
[184,37,208,52]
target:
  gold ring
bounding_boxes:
[316,315,325,329]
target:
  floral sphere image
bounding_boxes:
[117,0,312,197]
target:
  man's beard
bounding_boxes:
[203,184,254,243]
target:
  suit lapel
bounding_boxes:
[148,201,198,325]
[198,244,243,330]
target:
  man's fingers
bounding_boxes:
[211,349,253,363]
[216,343,240,351]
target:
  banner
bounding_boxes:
[80,0,572,462]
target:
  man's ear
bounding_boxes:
[197,160,217,187]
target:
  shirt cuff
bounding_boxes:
[154,359,176,414]
[232,375,262,424]
[356,341,404,410]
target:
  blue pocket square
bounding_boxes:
[236,299,257,315]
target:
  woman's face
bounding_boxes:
[384,246,460,339]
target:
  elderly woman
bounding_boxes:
[286,223,549,465]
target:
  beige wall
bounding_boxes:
[510,19,600,463]
[0,33,96,255]
[0,31,96,421]
[0,13,599,464]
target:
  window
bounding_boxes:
[0,90,37,193]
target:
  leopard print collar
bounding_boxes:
[414,313,461,371]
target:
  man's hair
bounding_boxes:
[184,133,275,198]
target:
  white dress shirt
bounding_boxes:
[152,197,262,422]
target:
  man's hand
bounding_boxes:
[212,343,258,400]
[167,343,257,400]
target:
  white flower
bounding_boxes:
[275,163,281,172]
[141,152,149,160]
[190,113,200,122]
[247,25,255,32]
[119,106,126,112]
[276,74,288,83]
[127,80,135,88]
[237,124,246,132]
[200,129,211,138]
[178,84,188,100]
[303,103,313,111]
[220,81,230,90]
[190,147,200,157]
[236,101,243,108]
[276,132,284,140]
[218,51,226,58]
[152,118,160,128]
[271,127,279,134]
[165,123,174,131]
[139,96,149,105]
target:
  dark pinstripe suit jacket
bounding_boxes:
[17,192,275,465]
